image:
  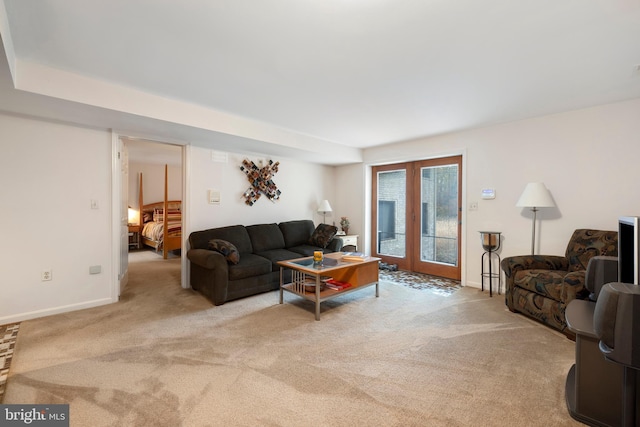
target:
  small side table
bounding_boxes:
[128,224,141,250]
[479,231,502,297]
[340,234,358,252]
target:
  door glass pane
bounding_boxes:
[421,165,458,266]
[377,170,406,258]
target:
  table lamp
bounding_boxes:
[317,200,332,224]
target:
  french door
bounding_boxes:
[371,156,462,280]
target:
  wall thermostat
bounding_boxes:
[481,188,496,199]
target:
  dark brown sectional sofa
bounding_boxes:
[187,220,343,305]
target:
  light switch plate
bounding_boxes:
[208,189,220,204]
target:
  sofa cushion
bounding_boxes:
[279,220,316,248]
[565,229,618,272]
[513,269,564,302]
[511,286,565,331]
[308,224,338,248]
[228,254,272,281]
[247,223,286,253]
[208,239,240,264]
[561,270,589,302]
[254,248,305,271]
[288,245,334,257]
[189,225,253,254]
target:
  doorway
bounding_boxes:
[371,155,462,280]
[121,137,185,290]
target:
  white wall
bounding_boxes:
[129,162,182,214]
[0,113,114,323]
[0,117,338,322]
[4,97,639,322]
[357,98,640,288]
[188,146,336,232]
[333,164,366,238]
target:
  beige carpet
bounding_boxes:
[4,252,581,426]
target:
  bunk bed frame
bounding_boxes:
[138,164,182,259]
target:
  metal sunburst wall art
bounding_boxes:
[240,159,281,206]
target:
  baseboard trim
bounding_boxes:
[0,297,116,325]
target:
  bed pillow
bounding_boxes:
[153,209,181,223]
[143,211,154,223]
[308,224,338,248]
[208,239,240,265]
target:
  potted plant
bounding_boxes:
[340,216,350,235]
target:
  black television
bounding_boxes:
[618,216,640,284]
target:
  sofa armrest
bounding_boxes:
[501,255,569,278]
[562,270,588,304]
[501,255,570,312]
[187,249,227,270]
[187,249,229,305]
[327,237,344,252]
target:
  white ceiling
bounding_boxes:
[1,0,640,164]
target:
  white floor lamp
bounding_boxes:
[516,182,556,255]
[317,200,333,224]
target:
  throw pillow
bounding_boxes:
[308,224,338,248]
[208,239,240,265]
[142,211,153,223]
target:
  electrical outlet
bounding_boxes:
[41,269,52,281]
[469,202,479,211]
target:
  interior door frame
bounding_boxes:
[111,133,190,301]
[111,132,126,300]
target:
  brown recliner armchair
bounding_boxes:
[501,229,618,335]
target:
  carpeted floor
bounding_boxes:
[4,253,580,426]
[0,265,459,405]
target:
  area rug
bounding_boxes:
[0,322,20,403]
[378,269,462,296]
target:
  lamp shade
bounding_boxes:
[127,206,138,224]
[516,183,555,208]
[317,200,333,213]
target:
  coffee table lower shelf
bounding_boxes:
[277,253,381,320]
[279,281,379,320]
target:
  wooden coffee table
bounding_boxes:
[278,252,381,320]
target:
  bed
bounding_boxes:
[138,165,182,259]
